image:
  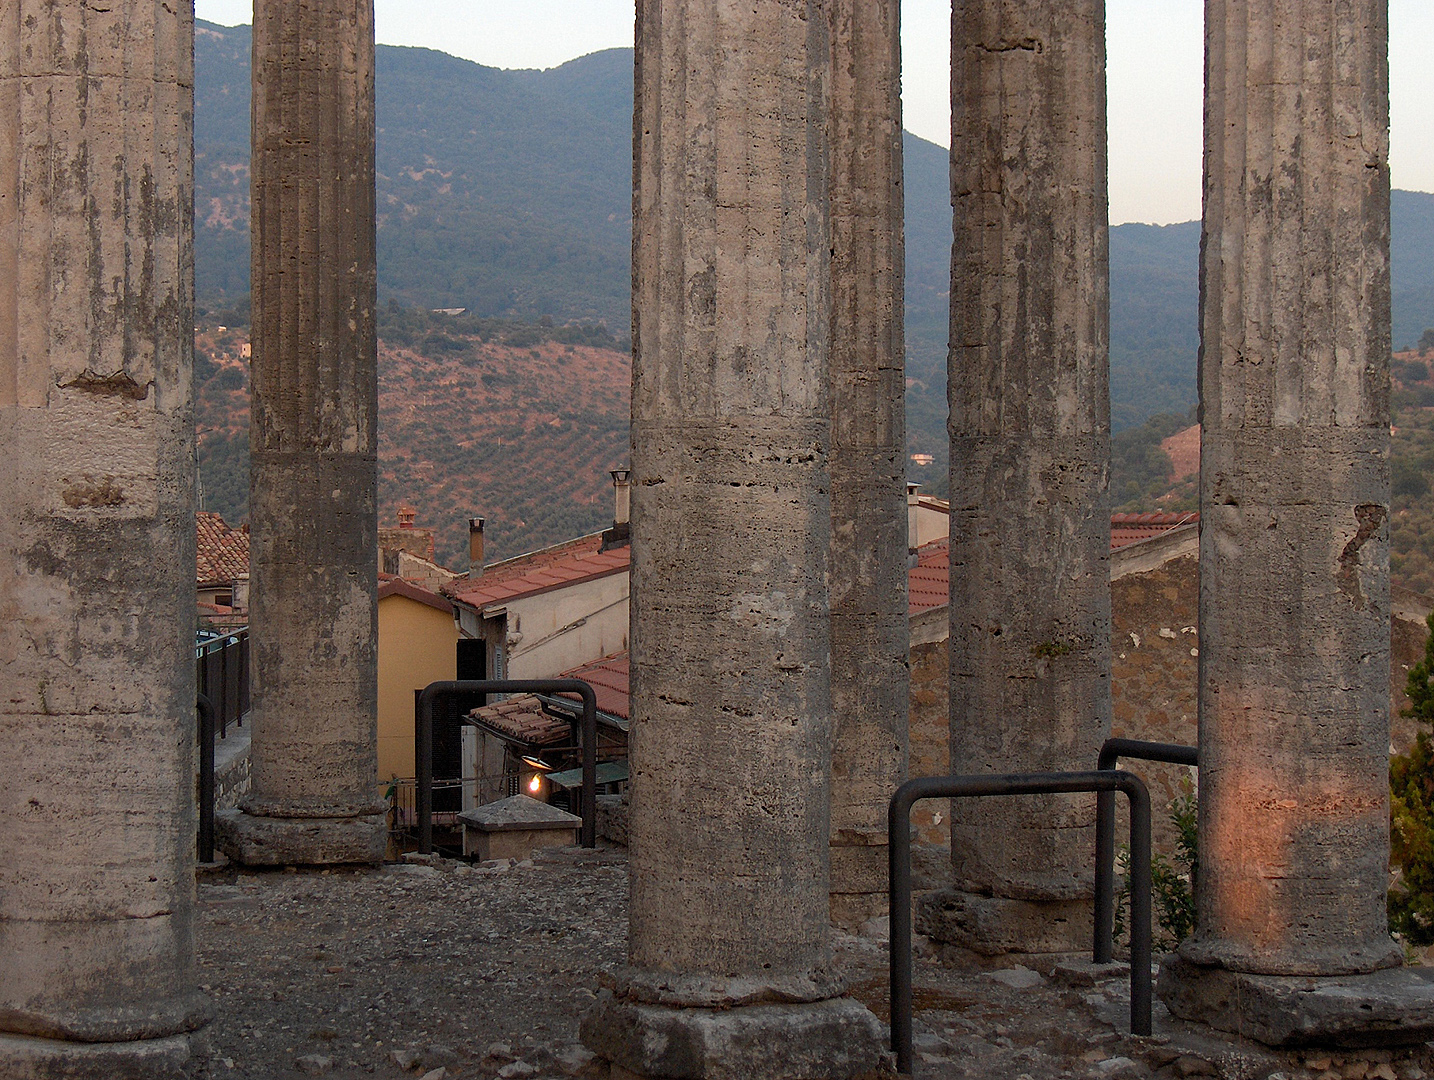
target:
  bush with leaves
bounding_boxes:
[1390,611,1434,944]
[1114,783,1198,951]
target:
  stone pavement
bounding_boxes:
[191,849,1434,1080]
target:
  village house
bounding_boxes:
[196,511,250,633]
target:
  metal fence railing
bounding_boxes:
[195,630,250,864]
[1094,738,1199,964]
[889,770,1153,1076]
[196,629,249,739]
[197,695,216,862]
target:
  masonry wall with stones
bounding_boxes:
[911,535,1434,879]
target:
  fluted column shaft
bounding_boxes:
[945,1,1112,922]
[628,0,834,983]
[0,1,207,1073]
[826,0,909,931]
[1185,0,1398,977]
[232,0,382,861]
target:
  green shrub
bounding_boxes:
[1115,783,1198,951]
[1390,612,1434,944]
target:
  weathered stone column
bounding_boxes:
[217,0,385,864]
[1157,0,1434,1046]
[0,2,209,1075]
[918,0,1112,958]
[580,1,885,1076]
[826,0,909,932]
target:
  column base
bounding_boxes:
[580,991,891,1080]
[0,1030,203,1080]
[215,808,386,866]
[916,888,1092,960]
[1158,953,1434,1048]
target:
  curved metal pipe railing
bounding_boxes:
[1094,738,1198,964]
[416,679,598,853]
[889,770,1152,1076]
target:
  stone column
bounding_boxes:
[580,1,884,1076]
[826,0,909,932]
[918,0,1112,958]
[0,2,209,1076]
[217,0,385,865]
[1156,0,1434,1047]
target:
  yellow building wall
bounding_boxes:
[378,595,458,782]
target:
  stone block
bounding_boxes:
[0,1031,200,1080]
[458,795,582,860]
[830,892,886,934]
[580,991,891,1080]
[215,809,386,866]
[916,888,1093,957]
[1158,954,1434,1048]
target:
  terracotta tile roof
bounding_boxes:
[1110,512,1199,550]
[451,532,604,593]
[377,574,453,614]
[196,511,249,586]
[446,544,630,611]
[520,515,1202,716]
[559,652,630,720]
[466,695,572,748]
[908,538,951,614]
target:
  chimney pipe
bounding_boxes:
[611,468,632,526]
[600,469,632,551]
[469,517,485,576]
[907,483,921,552]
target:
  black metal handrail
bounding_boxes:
[1094,738,1198,964]
[889,771,1152,1076]
[195,629,249,739]
[416,679,598,854]
[197,694,216,863]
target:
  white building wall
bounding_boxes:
[501,571,631,680]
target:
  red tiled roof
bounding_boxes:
[451,533,605,594]
[196,511,249,586]
[467,695,572,748]
[447,544,630,610]
[528,515,1200,717]
[1110,512,1198,550]
[908,538,951,614]
[560,652,630,720]
[378,574,453,614]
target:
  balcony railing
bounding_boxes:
[196,629,249,739]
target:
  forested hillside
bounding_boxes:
[196,309,631,566]
[194,20,1434,556]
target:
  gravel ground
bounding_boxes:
[190,848,1434,1080]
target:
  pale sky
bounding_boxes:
[196,0,1434,226]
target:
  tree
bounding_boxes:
[1420,328,1434,357]
[1390,611,1434,943]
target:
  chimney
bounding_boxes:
[601,468,632,551]
[907,482,921,553]
[398,504,417,529]
[612,468,632,526]
[469,517,485,576]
